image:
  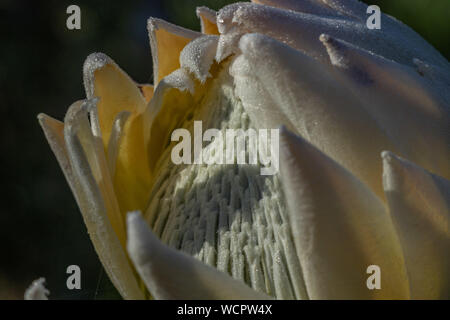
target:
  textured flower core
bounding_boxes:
[144,67,305,299]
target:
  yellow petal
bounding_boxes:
[196,7,219,35]
[64,100,126,246]
[232,33,399,200]
[148,18,200,85]
[61,100,144,299]
[83,53,153,216]
[112,112,153,215]
[279,127,410,299]
[107,111,131,178]
[83,53,147,149]
[146,68,196,172]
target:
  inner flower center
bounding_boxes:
[143,68,305,299]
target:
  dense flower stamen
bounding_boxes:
[144,69,306,299]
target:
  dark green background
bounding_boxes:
[0,0,448,299]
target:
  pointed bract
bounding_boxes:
[321,34,450,181]
[146,68,196,171]
[180,35,219,83]
[63,100,144,300]
[38,113,79,202]
[197,7,219,35]
[148,18,201,85]
[83,53,153,216]
[232,33,398,198]
[127,211,272,300]
[279,127,409,299]
[217,2,449,68]
[83,53,147,146]
[106,111,131,178]
[39,110,141,299]
[24,278,49,300]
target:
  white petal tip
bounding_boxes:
[37,113,50,125]
[24,278,49,300]
[127,210,142,226]
[239,33,265,53]
[146,17,159,32]
[180,35,218,83]
[319,33,330,43]
[381,150,395,161]
[126,211,156,267]
[82,52,114,98]
[196,6,217,20]
[83,52,110,72]
[381,150,407,175]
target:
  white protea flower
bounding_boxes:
[38,0,449,300]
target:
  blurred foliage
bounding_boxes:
[0,0,448,300]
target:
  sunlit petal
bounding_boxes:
[197,6,219,35]
[279,127,409,299]
[83,52,146,146]
[62,100,144,299]
[83,53,153,215]
[38,113,78,199]
[148,18,201,85]
[232,33,397,198]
